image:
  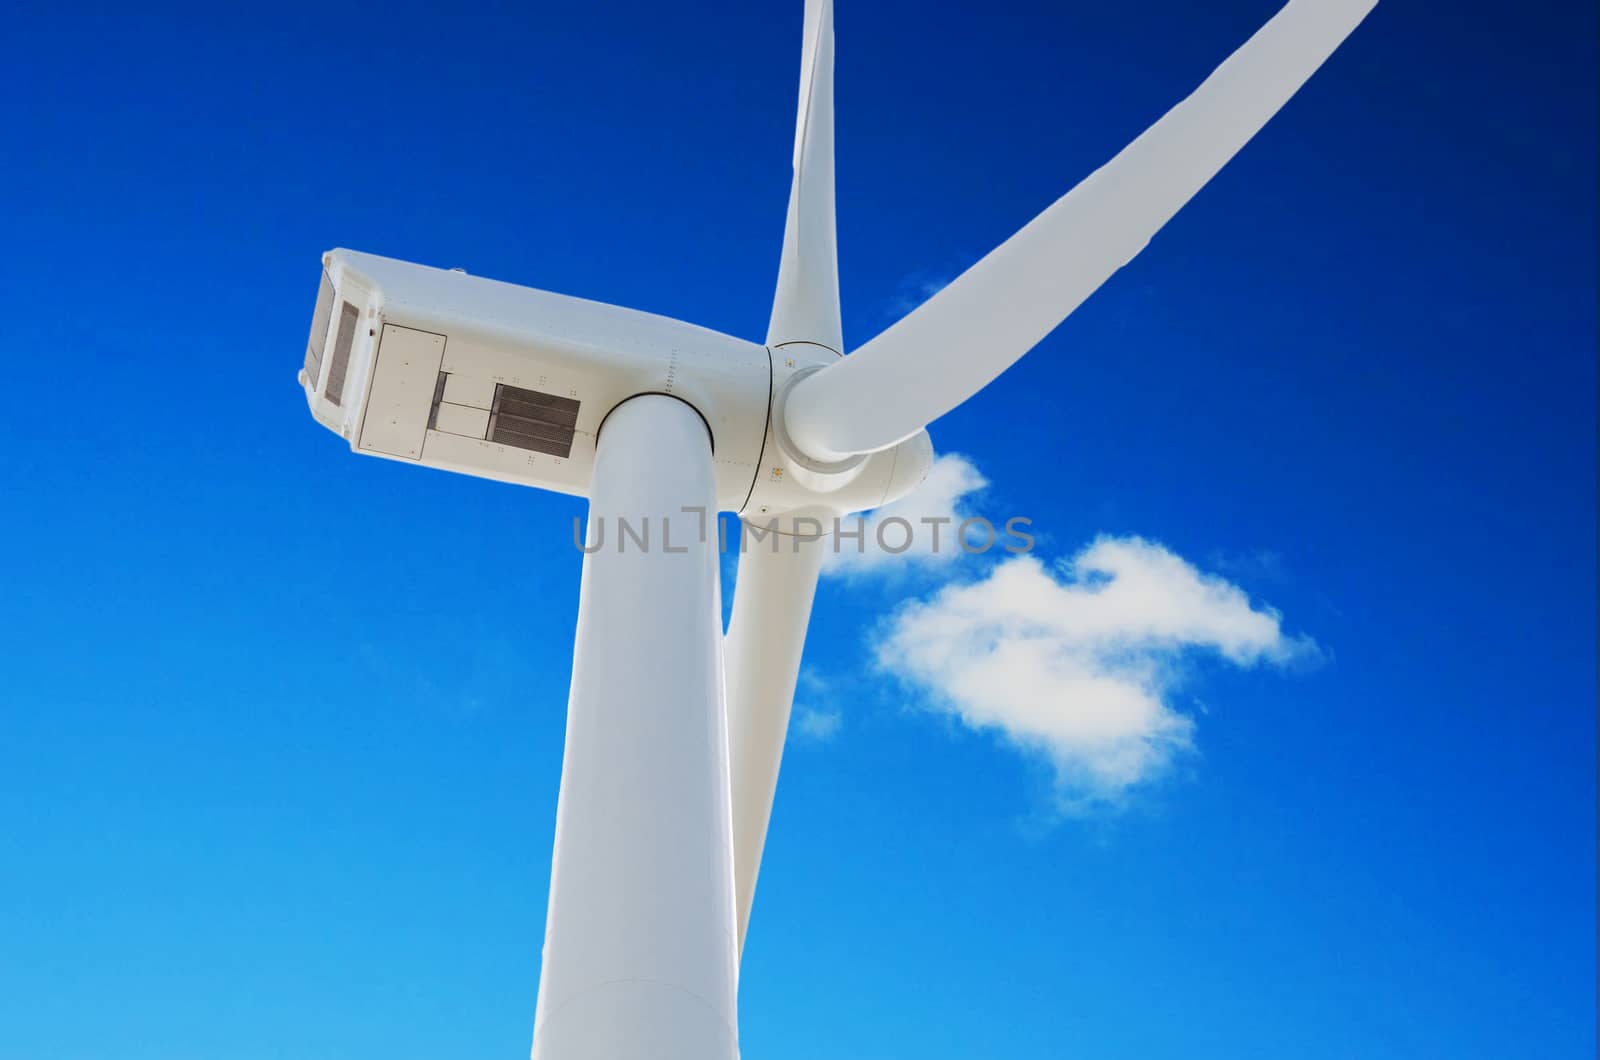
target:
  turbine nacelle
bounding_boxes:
[300,248,932,521]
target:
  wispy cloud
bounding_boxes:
[1207,547,1291,586]
[872,537,1313,811]
[791,670,842,743]
[884,269,955,320]
[792,706,842,742]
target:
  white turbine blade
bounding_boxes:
[532,396,738,1059]
[723,535,825,952]
[722,0,837,956]
[782,0,1379,460]
[768,0,842,352]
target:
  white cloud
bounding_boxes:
[873,537,1312,811]
[824,453,990,577]
[790,670,842,743]
[792,706,842,742]
[886,269,955,319]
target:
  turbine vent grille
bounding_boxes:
[488,385,579,457]
[427,371,448,430]
[303,272,334,388]
[325,301,360,407]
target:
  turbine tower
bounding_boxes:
[295,2,1378,1055]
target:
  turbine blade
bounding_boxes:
[768,0,842,353]
[724,532,825,953]
[782,0,1379,460]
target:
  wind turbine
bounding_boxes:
[297,1,1377,1055]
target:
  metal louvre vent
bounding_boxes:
[303,272,334,387]
[324,301,360,407]
[427,371,448,430]
[488,385,580,457]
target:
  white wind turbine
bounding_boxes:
[297,2,1377,1054]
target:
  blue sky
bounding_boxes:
[2,2,1594,1058]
